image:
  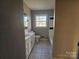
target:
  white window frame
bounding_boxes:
[35,14,47,27]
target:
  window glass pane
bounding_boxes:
[41,18,46,21]
[36,16,46,21]
[35,15,47,27]
[36,22,40,27]
[40,22,46,26]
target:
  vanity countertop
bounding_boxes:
[25,31,35,40]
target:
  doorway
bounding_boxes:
[23,0,55,59]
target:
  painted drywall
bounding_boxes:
[53,0,79,59]
[23,2,31,31]
[24,0,54,10]
[0,0,26,59]
[31,10,54,38]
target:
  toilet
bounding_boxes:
[35,35,40,43]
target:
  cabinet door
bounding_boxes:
[25,39,29,58]
[29,38,32,53]
[31,35,35,48]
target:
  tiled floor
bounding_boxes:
[29,39,52,59]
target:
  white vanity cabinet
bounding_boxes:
[25,39,29,58]
[25,31,35,59]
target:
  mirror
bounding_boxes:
[24,13,28,29]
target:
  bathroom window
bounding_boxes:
[24,16,28,27]
[35,15,47,27]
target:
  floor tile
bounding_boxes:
[29,39,52,59]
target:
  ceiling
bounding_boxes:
[24,0,55,10]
